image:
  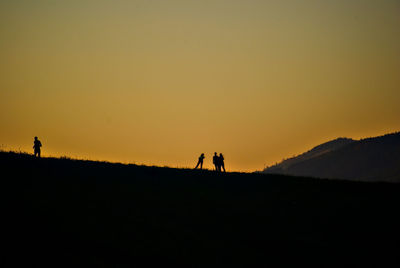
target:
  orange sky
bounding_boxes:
[1,0,399,171]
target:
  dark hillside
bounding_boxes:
[2,151,400,267]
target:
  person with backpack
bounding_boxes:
[33,136,42,158]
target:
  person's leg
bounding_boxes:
[38,149,41,158]
[195,161,200,169]
[222,164,225,172]
[200,161,203,169]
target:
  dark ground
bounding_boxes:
[2,151,400,267]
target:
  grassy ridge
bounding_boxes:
[2,151,400,267]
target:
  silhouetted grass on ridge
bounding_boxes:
[2,150,400,267]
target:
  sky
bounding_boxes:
[1,0,399,171]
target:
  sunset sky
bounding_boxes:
[1,0,399,171]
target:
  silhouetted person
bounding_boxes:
[219,153,226,172]
[195,153,205,169]
[33,136,42,158]
[213,152,220,171]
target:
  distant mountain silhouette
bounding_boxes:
[263,132,400,182]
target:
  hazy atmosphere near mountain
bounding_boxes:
[263,132,400,182]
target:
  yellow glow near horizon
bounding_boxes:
[1,0,399,171]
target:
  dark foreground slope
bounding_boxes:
[2,152,400,267]
[264,132,400,182]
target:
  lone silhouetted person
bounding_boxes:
[33,136,42,158]
[213,152,220,171]
[195,153,205,169]
[219,153,226,172]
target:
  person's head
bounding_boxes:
[201,153,204,156]
[220,153,223,157]
[214,152,217,155]
[34,136,38,140]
